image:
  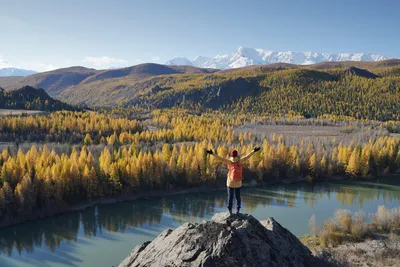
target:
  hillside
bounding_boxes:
[0,66,100,97]
[0,85,78,111]
[61,61,400,121]
[0,64,217,99]
[1,60,400,120]
[82,63,217,84]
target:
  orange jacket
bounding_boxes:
[212,150,256,188]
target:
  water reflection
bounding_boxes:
[1,178,400,257]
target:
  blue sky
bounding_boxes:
[1,0,399,71]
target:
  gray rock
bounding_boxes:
[119,212,316,267]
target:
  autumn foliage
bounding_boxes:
[0,109,399,224]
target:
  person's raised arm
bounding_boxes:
[206,149,231,164]
[240,147,261,162]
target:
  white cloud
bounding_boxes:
[0,56,12,68]
[0,56,57,72]
[20,62,58,72]
[83,56,128,67]
[152,56,160,61]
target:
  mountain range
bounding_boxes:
[165,47,389,69]
[0,59,399,115]
[0,68,38,77]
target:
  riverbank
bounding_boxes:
[302,235,400,267]
[301,203,400,267]
[0,183,222,229]
[0,175,392,229]
[0,179,263,229]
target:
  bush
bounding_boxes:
[374,206,400,232]
[375,206,393,232]
[313,206,399,248]
[391,207,400,228]
[320,220,342,247]
[340,125,359,134]
[333,209,352,233]
[351,211,369,238]
[308,214,319,236]
[341,216,352,233]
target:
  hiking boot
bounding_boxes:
[228,208,232,216]
[236,209,240,215]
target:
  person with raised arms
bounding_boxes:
[206,147,261,215]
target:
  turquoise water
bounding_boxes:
[1,179,399,267]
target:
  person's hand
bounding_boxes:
[253,147,261,152]
[206,149,214,155]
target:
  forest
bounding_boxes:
[0,108,399,227]
[0,86,78,112]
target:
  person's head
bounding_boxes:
[230,150,239,162]
[230,150,238,158]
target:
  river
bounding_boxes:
[1,178,399,267]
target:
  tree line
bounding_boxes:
[0,111,144,144]
[0,134,399,225]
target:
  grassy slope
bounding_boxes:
[0,67,100,97]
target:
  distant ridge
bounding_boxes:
[0,68,37,77]
[165,47,390,69]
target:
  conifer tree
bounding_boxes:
[309,153,318,181]
[347,148,361,176]
[84,133,93,145]
[161,144,172,163]
[320,155,327,176]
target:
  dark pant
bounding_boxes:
[227,187,241,211]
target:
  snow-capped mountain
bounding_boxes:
[0,68,38,77]
[192,56,212,67]
[165,47,389,69]
[164,57,193,66]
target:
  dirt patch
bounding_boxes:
[236,123,385,145]
[0,109,47,116]
[312,238,400,267]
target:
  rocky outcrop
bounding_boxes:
[119,212,316,267]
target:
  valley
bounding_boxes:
[2,1,400,266]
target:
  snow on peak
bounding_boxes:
[165,47,389,69]
[165,57,193,66]
[0,68,38,77]
[192,56,211,67]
